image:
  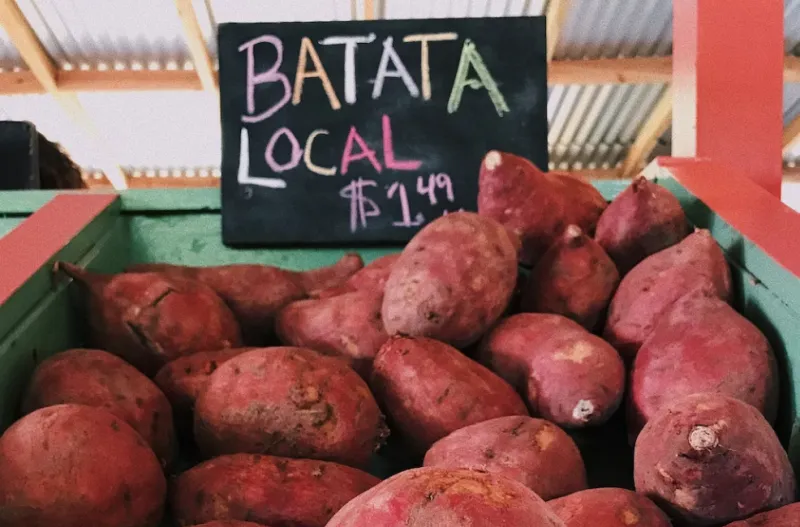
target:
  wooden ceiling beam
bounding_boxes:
[174,0,217,91]
[545,0,572,62]
[549,56,673,84]
[619,86,673,178]
[0,0,127,189]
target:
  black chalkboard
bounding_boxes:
[219,17,547,246]
[0,121,39,190]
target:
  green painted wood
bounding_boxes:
[0,218,22,237]
[0,200,122,345]
[0,217,128,432]
[0,190,90,213]
[127,214,397,268]
[119,188,221,212]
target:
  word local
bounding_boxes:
[237,31,510,175]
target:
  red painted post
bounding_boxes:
[672,0,784,198]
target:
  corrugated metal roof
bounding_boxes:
[0,0,798,184]
[554,0,672,60]
[16,0,192,68]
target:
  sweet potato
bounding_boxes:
[478,150,606,266]
[0,404,166,527]
[311,253,400,299]
[478,314,625,428]
[603,229,732,361]
[128,255,363,345]
[634,393,795,526]
[595,175,691,275]
[520,224,619,330]
[194,347,387,467]
[548,488,671,527]
[190,522,266,527]
[276,290,389,378]
[370,336,527,453]
[326,467,566,526]
[153,347,258,414]
[628,292,778,440]
[723,503,800,526]
[56,262,242,376]
[21,348,177,467]
[423,415,586,499]
[171,454,379,527]
[381,212,519,347]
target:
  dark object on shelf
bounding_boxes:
[0,120,86,190]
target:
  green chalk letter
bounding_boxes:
[447,39,510,117]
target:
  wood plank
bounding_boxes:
[545,0,571,62]
[1,55,800,95]
[619,86,672,178]
[0,0,57,91]
[59,69,203,91]
[364,0,375,20]
[785,56,800,83]
[549,57,672,85]
[174,0,217,91]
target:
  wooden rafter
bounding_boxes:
[174,0,217,91]
[0,57,678,96]
[619,86,673,178]
[0,0,127,189]
[545,0,571,62]
[364,0,376,20]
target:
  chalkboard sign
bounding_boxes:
[219,17,547,246]
[0,121,39,190]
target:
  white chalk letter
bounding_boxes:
[372,37,420,99]
[320,33,376,104]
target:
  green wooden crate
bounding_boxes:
[0,166,798,509]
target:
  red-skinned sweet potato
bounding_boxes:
[595,175,691,275]
[603,229,732,361]
[56,262,242,376]
[326,467,566,526]
[370,336,527,453]
[478,150,606,266]
[520,224,619,330]
[381,212,519,347]
[723,503,800,526]
[479,314,625,428]
[190,522,266,527]
[171,454,379,527]
[194,347,387,467]
[127,254,363,345]
[423,415,586,499]
[628,292,778,440]
[548,488,671,527]
[153,347,258,414]
[0,404,166,527]
[21,348,177,467]
[634,393,795,526]
[311,254,400,299]
[190,522,267,527]
[276,290,389,378]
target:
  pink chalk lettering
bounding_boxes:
[265,127,303,172]
[382,114,422,171]
[341,126,382,175]
[239,35,291,123]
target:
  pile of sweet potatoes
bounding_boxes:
[0,152,795,527]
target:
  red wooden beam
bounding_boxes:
[0,193,118,305]
[672,0,784,198]
[656,157,800,278]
